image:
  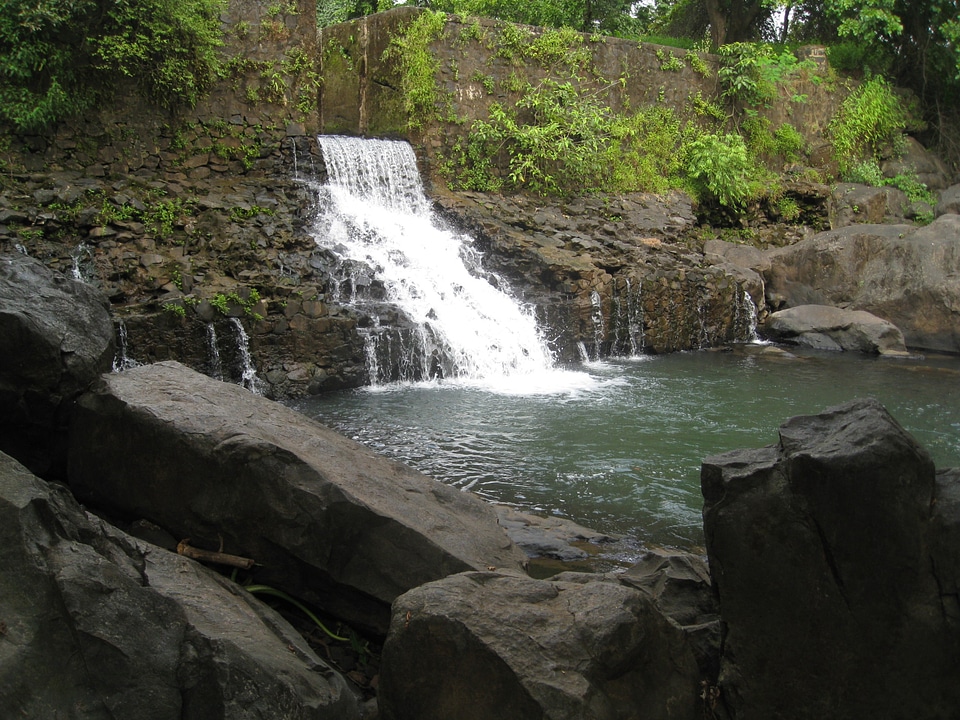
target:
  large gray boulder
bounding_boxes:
[701,398,960,719]
[763,214,960,353]
[0,450,359,720]
[68,361,527,634]
[0,253,114,477]
[378,571,701,720]
[761,304,909,355]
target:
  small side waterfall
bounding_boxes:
[111,319,139,372]
[206,323,224,381]
[313,135,555,385]
[735,288,766,344]
[230,318,263,394]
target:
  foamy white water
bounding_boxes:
[314,135,591,393]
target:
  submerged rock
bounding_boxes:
[68,361,527,634]
[701,398,960,719]
[378,571,700,720]
[0,450,359,719]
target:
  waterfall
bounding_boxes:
[313,135,556,386]
[230,318,263,394]
[206,323,224,381]
[111,320,139,372]
[738,289,766,344]
[71,242,95,284]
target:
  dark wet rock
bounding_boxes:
[701,398,960,719]
[763,215,960,353]
[68,361,528,634]
[0,450,359,720]
[761,304,909,355]
[434,189,758,359]
[619,548,721,682]
[0,253,114,477]
[493,505,615,562]
[379,570,700,720]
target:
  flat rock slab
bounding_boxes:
[68,361,527,634]
[0,451,359,720]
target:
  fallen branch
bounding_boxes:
[177,539,255,570]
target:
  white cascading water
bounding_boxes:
[313,135,562,388]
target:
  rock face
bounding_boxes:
[0,253,114,477]
[937,182,960,216]
[827,182,909,227]
[378,571,701,720]
[761,304,909,354]
[764,214,960,353]
[436,190,760,359]
[701,398,960,719]
[0,450,359,720]
[68,361,527,634]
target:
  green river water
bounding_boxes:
[294,346,960,551]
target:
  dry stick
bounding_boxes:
[177,539,255,570]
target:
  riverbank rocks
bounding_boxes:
[761,304,909,355]
[763,214,960,353]
[0,253,114,478]
[701,398,960,719]
[67,361,527,634]
[0,450,360,720]
[378,571,700,720]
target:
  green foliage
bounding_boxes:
[717,42,818,108]
[844,158,937,207]
[447,77,691,195]
[163,302,187,317]
[656,49,686,71]
[210,289,263,319]
[144,199,188,238]
[773,123,805,161]
[829,75,908,175]
[230,205,277,222]
[382,9,448,128]
[0,0,225,131]
[683,132,770,207]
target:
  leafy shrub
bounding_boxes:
[382,9,448,128]
[0,0,225,131]
[683,132,768,207]
[452,79,686,195]
[773,123,805,161]
[829,75,908,175]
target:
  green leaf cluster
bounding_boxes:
[0,0,225,131]
[382,9,448,128]
[829,75,908,176]
[444,66,777,208]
